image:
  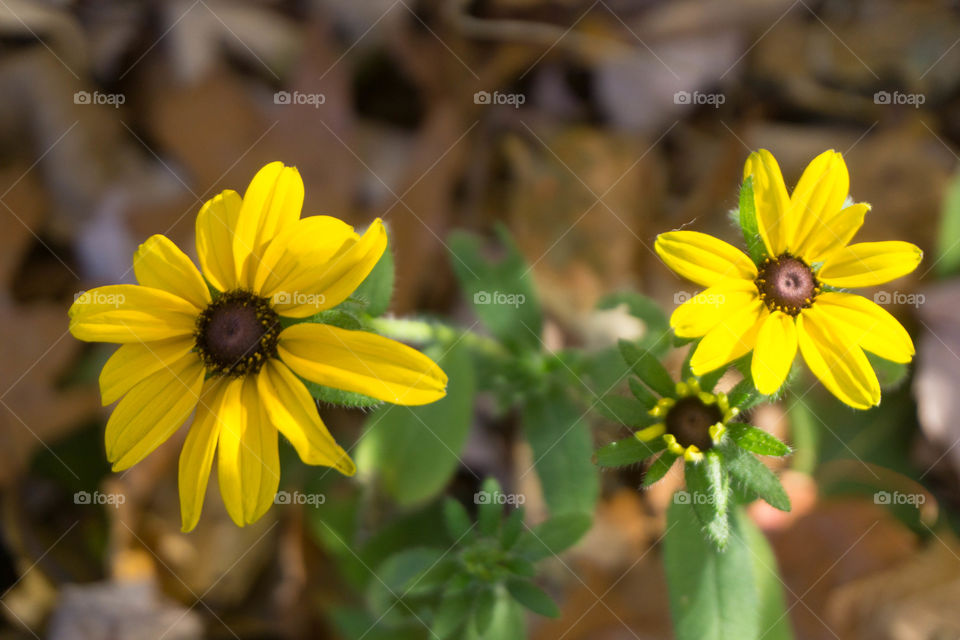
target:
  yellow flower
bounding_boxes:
[69,162,448,531]
[655,150,922,410]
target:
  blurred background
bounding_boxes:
[2,0,960,638]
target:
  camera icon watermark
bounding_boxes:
[474,490,525,506]
[74,90,126,108]
[275,490,326,507]
[673,491,715,505]
[473,290,526,308]
[673,91,725,108]
[271,291,326,308]
[74,490,126,508]
[473,90,525,109]
[873,290,924,308]
[274,91,326,108]
[873,91,925,108]
[673,290,725,307]
[74,290,125,308]
[874,490,925,507]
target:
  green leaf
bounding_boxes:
[866,352,909,389]
[644,451,679,487]
[596,436,666,468]
[466,587,526,640]
[727,423,791,457]
[352,239,395,317]
[596,292,670,354]
[521,385,599,515]
[354,343,474,506]
[738,508,795,640]
[937,170,960,278]
[500,507,524,549]
[514,513,592,561]
[433,585,475,639]
[785,394,818,474]
[593,393,655,426]
[472,587,497,635]
[477,477,502,537]
[443,498,473,542]
[506,579,560,618]
[739,176,765,264]
[501,556,535,577]
[448,225,542,353]
[664,500,759,640]
[628,377,658,408]
[618,340,675,398]
[304,381,383,409]
[683,452,730,548]
[366,548,445,626]
[723,444,791,512]
[726,377,764,411]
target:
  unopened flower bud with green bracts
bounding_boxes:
[596,339,793,548]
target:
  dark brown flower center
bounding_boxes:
[195,290,280,377]
[756,254,819,316]
[666,396,723,451]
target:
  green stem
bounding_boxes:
[367,316,509,360]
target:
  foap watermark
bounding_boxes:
[474,490,526,506]
[674,90,725,108]
[874,291,924,308]
[673,491,716,505]
[473,290,526,308]
[474,90,525,109]
[74,290,125,307]
[274,91,326,108]
[674,291,726,306]
[873,91,925,108]
[74,90,126,108]
[275,490,326,507]
[74,490,126,508]
[272,291,326,308]
[874,490,926,507]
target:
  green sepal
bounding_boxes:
[727,423,791,457]
[618,340,675,397]
[722,443,791,512]
[596,436,666,468]
[683,451,730,549]
[644,451,679,487]
[506,579,560,618]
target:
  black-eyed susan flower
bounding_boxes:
[655,149,922,409]
[597,341,790,547]
[69,162,448,531]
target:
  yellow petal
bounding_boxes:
[817,241,923,288]
[179,378,227,532]
[233,162,304,288]
[655,231,757,287]
[69,285,198,343]
[253,214,355,296]
[743,149,790,256]
[196,190,242,292]
[797,307,880,410]
[278,323,447,406]
[257,360,356,475]
[813,292,915,363]
[670,280,759,338]
[217,377,280,527]
[99,337,195,405]
[133,234,210,309]
[795,202,869,265]
[751,311,797,395]
[788,150,849,253]
[260,219,387,318]
[689,301,765,375]
[105,353,205,471]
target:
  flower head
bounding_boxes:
[69,162,448,531]
[655,149,922,409]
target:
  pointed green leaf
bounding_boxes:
[472,587,497,635]
[352,236,395,316]
[664,501,760,640]
[514,513,591,561]
[443,498,473,542]
[628,377,658,408]
[644,451,679,487]
[433,585,474,639]
[501,556,536,577]
[596,436,666,468]
[500,507,524,549]
[739,176,765,264]
[506,579,560,618]
[723,444,790,512]
[727,423,791,457]
[683,452,730,549]
[619,340,675,397]
[594,393,654,426]
[726,377,764,411]
[477,477,502,537]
